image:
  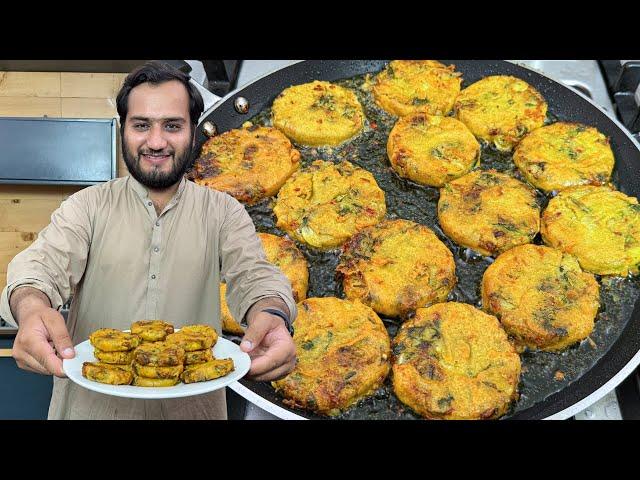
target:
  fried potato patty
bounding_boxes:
[132,375,180,387]
[438,170,540,256]
[273,160,387,250]
[221,232,309,334]
[372,60,463,117]
[180,359,235,384]
[89,328,141,352]
[93,348,134,365]
[338,219,456,318]
[392,302,521,419]
[387,113,480,187]
[133,341,185,367]
[272,80,365,146]
[272,297,391,416]
[184,349,214,365]
[513,122,615,192]
[482,244,600,351]
[454,75,547,151]
[167,325,218,352]
[82,362,133,385]
[132,362,184,379]
[541,185,640,275]
[130,320,174,343]
[191,125,301,204]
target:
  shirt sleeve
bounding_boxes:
[218,194,298,327]
[0,189,93,326]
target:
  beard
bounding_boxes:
[122,136,194,190]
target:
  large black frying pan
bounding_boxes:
[194,60,640,420]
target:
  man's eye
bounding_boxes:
[165,124,182,131]
[134,123,149,130]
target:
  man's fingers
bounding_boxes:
[240,314,275,353]
[247,342,296,378]
[14,351,53,376]
[250,362,295,382]
[42,310,75,359]
[28,337,66,377]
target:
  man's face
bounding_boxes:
[122,80,194,189]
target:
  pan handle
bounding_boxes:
[190,79,222,114]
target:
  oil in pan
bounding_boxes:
[237,71,640,420]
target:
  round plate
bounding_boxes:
[63,335,250,399]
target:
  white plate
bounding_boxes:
[63,335,250,399]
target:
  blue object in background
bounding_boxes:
[0,338,52,419]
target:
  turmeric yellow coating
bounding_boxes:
[89,328,141,352]
[541,185,640,275]
[192,125,301,204]
[392,302,521,420]
[373,60,463,117]
[454,75,547,151]
[513,122,615,192]
[273,160,386,250]
[387,113,480,187]
[273,297,391,416]
[338,219,456,318]
[221,232,308,334]
[438,170,540,256]
[482,244,599,351]
[272,80,364,146]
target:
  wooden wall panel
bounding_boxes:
[1,70,127,288]
[0,72,60,97]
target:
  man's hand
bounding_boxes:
[10,287,75,377]
[240,302,296,382]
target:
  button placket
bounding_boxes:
[146,210,163,318]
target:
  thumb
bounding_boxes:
[240,317,271,353]
[42,309,75,359]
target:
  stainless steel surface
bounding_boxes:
[510,60,615,114]
[573,390,622,420]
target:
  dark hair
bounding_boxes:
[116,60,204,135]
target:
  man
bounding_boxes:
[0,61,297,419]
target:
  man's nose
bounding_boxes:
[146,124,168,150]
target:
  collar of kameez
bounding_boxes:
[127,175,187,208]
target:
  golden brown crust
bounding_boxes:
[132,362,184,379]
[454,75,547,151]
[482,244,599,351]
[82,362,133,385]
[132,375,180,387]
[221,232,309,334]
[272,297,391,416]
[94,348,134,365]
[272,80,365,146]
[130,320,174,343]
[392,302,521,420]
[184,349,214,365]
[89,329,141,352]
[513,122,614,192]
[372,60,463,117]
[192,125,301,204]
[180,359,235,384]
[541,185,640,275]
[387,113,480,187]
[438,170,540,256]
[133,341,185,366]
[338,219,456,318]
[273,160,387,250]
[165,325,218,352]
